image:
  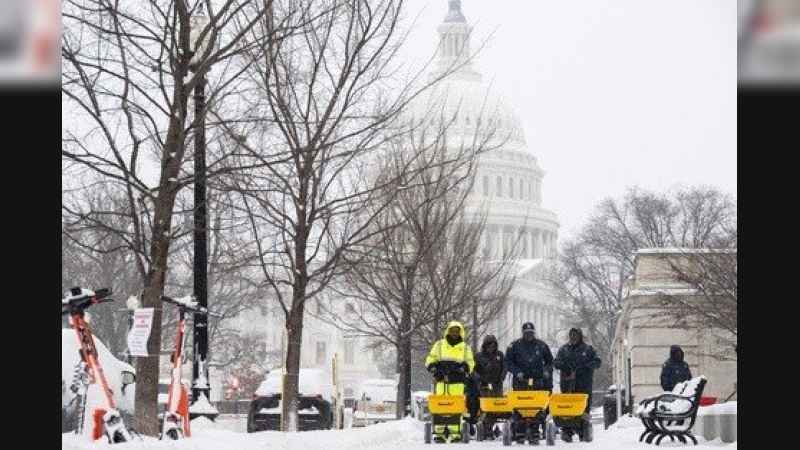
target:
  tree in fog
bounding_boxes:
[655,248,737,360]
[549,185,737,388]
[62,188,143,359]
[215,332,278,399]
[210,0,492,430]
[318,110,518,418]
[200,0,424,431]
[161,190,275,384]
[62,1,279,435]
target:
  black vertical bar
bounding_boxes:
[403,264,413,416]
[192,74,209,403]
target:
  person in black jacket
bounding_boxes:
[505,322,553,441]
[660,344,693,391]
[553,327,601,442]
[505,322,554,391]
[472,335,507,438]
[473,334,507,397]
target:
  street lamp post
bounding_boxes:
[188,4,215,414]
[400,241,417,418]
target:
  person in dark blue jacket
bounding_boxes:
[553,328,601,402]
[505,322,553,441]
[660,344,693,391]
[553,327,601,442]
[505,322,554,391]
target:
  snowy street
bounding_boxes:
[61,411,736,449]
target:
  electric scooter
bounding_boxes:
[62,287,133,444]
[160,294,207,440]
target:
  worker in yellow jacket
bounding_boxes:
[425,321,476,440]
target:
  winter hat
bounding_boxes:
[482,334,498,350]
[522,322,535,332]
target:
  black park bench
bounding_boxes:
[634,375,707,445]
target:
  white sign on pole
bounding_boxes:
[127,307,155,357]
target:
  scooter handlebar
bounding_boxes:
[161,294,208,315]
[61,287,113,315]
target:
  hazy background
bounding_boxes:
[52,0,750,237]
[401,0,738,237]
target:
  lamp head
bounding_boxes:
[126,295,140,310]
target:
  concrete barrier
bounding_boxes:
[695,402,737,443]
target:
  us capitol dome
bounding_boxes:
[410,0,559,263]
[410,0,562,344]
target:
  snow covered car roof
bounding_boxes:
[356,379,397,402]
[254,368,333,398]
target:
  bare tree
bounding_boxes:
[317,106,519,418]
[549,185,737,389]
[61,188,144,359]
[215,332,279,399]
[163,190,275,366]
[208,0,497,430]
[61,0,278,435]
[656,249,737,361]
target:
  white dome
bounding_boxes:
[409,75,529,152]
[405,0,559,261]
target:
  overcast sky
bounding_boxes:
[400,0,737,238]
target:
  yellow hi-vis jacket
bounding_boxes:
[425,320,475,372]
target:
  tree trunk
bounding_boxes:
[132,221,171,436]
[282,293,306,431]
[131,111,185,436]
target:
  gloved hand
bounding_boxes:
[543,371,551,380]
[584,361,596,369]
[427,363,438,373]
[553,360,564,370]
[515,372,525,382]
[458,362,469,374]
[434,370,445,382]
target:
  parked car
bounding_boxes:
[61,329,136,433]
[352,378,398,427]
[247,368,338,432]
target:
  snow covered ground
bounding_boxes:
[62,406,736,449]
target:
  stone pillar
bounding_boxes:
[498,226,504,257]
[506,297,517,339]
[536,307,543,335]
[492,225,503,259]
[543,232,551,259]
[536,231,544,259]
[524,228,531,258]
